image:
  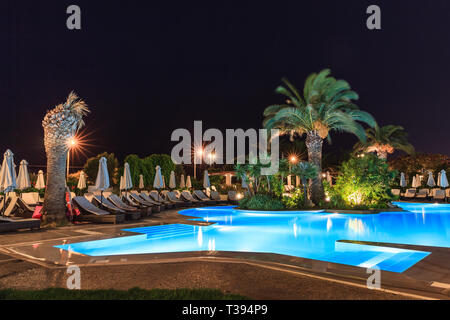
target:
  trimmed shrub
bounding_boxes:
[239,194,285,211]
[330,154,396,208]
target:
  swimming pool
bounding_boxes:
[55,202,450,273]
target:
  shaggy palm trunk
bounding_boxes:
[41,92,88,225]
[302,181,309,207]
[42,145,67,224]
[377,151,388,160]
[306,131,324,204]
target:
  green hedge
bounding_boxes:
[239,194,285,211]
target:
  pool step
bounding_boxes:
[123,224,200,240]
[333,242,430,273]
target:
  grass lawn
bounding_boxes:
[0,287,248,300]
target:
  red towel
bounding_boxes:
[32,206,43,219]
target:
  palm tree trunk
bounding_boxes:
[302,181,309,207]
[42,145,67,224]
[306,131,324,204]
[377,151,388,160]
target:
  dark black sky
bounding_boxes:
[1,0,450,169]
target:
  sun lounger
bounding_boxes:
[15,197,36,218]
[108,194,146,215]
[227,191,239,204]
[160,190,185,207]
[84,192,94,202]
[173,190,181,198]
[180,190,202,205]
[93,195,141,220]
[3,197,18,217]
[404,189,416,198]
[138,193,163,212]
[120,193,151,214]
[72,196,124,224]
[446,189,450,202]
[22,192,41,205]
[166,191,190,206]
[0,216,40,233]
[193,190,216,205]
[433,190,446,202]
[430,188,440,197]
[210,191,228,204]
[128,193,159,213]
[391,189,401,197]
[415,189,429,199]
[149,191,174,209]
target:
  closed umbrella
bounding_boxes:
[17,160,31,190]
[440,170,449,188]
[427,171,435,187]
[180,174,186,189]
[153,165,163,189]
[203,170,211,189]
[437,171,441,187]
[123,163,133,192]
[0,149,17,216]
[186,175,192,189]
[139,174,144,189]
[296,176,300,187]
[119,175,124,191]
[169,171,176,189]
[411,176,417,188]
[77,171,86,189]
[400,172,407,188]
[415,174,421,187]
[287,175,291,186]
[162,175,166,189]
[35,170,46,189]
[94,157,110,206]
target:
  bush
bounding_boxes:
[282,188,305,209]
[239,194,285,211]
[13,187,45,198]
[330,154,396,208]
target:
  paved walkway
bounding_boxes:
[0,209,448,299]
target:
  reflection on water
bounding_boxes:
[55,203,450,273]
[346,218,365,235]
[197,226,203,247]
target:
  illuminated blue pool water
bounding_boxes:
[56,202,450,273]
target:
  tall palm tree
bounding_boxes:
[42,92,89,224]
[264,69,376,204]
[291,161,318,207]
[353,125,414,159]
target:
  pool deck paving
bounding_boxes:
[0,208,449,300]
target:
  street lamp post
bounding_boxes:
[67,138,77,179]
[194,147,203,180]
[208,152,216,166]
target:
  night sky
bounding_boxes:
[1,0,450,170]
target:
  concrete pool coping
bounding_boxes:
[0,207,449,300]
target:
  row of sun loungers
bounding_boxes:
[0,188,241,230]
[0,193,41,232]
[392,188,450,202]
[71,189,235,224]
